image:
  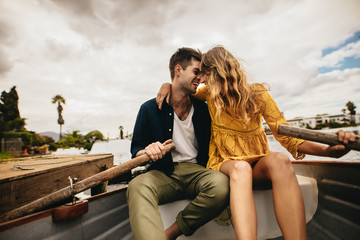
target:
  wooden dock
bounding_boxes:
[0,154,113,214]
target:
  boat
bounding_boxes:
[290,160,360,240]
[0,126,359,239]
[0,160,359,240]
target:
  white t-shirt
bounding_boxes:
[171,105,198,163]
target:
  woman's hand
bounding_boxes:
[335,129,358,144]
[156,83,172,110]
[325,130,359,158]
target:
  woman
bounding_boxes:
[157,46,358,239]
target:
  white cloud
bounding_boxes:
[318,41,360,68]
[277,68,360,119]
[0,0,360,139]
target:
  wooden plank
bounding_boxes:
[0,143,175,223]
[0,154,113,182]
[0,154,113,214]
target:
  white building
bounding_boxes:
[263,113,359,131]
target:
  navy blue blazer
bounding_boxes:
[131,96,211,175]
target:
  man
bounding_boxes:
[127,48,229,240]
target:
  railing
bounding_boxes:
[1,138,22,156]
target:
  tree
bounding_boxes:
[0,86,26,132]
[346,101,356,124]
[59,130,85,148]
[31,132,55,147]
[83,130,104,151]
[52,95,66,141]
[85,130,104,142]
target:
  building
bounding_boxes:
[262,113,360,132]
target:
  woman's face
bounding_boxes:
[200,75,208,85]
[199,68,209,85]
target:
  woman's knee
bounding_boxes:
[265,152,295,179]
[229,161,253,181]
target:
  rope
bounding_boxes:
[13,160,77,170]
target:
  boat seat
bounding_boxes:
[159,175,318,240]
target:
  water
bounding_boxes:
[90,139,131,165]
[75,127,360,199]
[52,147,87,155]
[267,127,360,162]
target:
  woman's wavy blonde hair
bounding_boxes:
[200,46,266,123]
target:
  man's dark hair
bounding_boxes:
[169,47,202,80]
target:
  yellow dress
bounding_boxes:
[194,85,305,171]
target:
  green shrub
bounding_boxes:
[2,131,33,145]
[0,152,13,160]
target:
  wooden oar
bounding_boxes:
[278,124,360,151]
[0,142,175,223]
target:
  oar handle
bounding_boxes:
[277,124,360,151]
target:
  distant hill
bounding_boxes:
[39,131,59,142]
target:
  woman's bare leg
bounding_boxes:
[220,160,257,240]
[252,152,306,240]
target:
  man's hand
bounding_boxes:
[145,139,173,161]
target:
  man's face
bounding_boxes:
[177,59,201,94]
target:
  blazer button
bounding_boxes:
[169,129,172,132]
[169,113,172,116]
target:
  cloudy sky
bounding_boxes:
[0,0,359,139]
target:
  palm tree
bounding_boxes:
[346,101,357,124]
[52,95,66,141]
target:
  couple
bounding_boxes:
[127,46,358,240]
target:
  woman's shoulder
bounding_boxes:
[251,82,269,92]
[251,83,270,99]
[193,85,209,101]
[250,83,273,108]
[197,85,209,94]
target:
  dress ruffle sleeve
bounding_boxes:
[261,91,306,160]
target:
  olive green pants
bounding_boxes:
[126,162,229,240]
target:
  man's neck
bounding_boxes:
[170,88,192,121]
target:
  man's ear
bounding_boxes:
[175,64,182,76]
